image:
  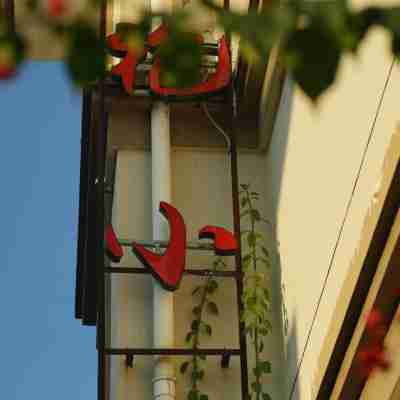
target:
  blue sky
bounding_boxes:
[0,62,96,399]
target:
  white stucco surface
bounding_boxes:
[264,25,400,400]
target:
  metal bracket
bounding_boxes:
[125,354,134,368]
[221,352,231,369]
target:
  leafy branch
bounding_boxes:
[240,184,272,400]
[2,1,400,100]
[180,257,226,400]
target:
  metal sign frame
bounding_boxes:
[75,2,249,399]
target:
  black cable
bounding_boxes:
[289,59,396,399]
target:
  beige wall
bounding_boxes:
[264,19,400,400]
[109,148,284,400]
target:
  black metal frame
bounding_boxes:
[1,0,15,32]
[74,1,250,400]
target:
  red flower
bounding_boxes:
[48,0,66,17]
[365,308,387,342]
[366,309,384,332]
[0,44,16,80]
[0,66,15,79]
[357,344,390,378]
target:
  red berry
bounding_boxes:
[366,309,384,332]
[0,45,16,80]
[0,65,15,79]
[357,343,390,378]
[48,0,66,17]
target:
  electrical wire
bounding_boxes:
[202,102,232,152]
[288,58,396,399]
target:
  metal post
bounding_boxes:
[229,85,249,400]
[2,0,15,32]
[97,2,108,400]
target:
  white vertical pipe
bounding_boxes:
[150,1,175,398]
[151,96,176,399]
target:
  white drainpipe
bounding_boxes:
[151,99,175,399]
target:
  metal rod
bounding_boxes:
[229,84,249,400]
[117,238,216,251]
[97,2,107,400]
[75,89,92,320]
[221,352,231,369]
[104,267,238,277]
[3,0,15,32]
[105,348,241,356]
[136,61,218,71]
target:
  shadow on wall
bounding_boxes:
[263,76,295,399]
[266,77,295,220]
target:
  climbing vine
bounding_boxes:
[240,184,272,400]
[180,257,226,400]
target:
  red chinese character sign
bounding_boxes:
[105,202,237,291]
[132,201,187,291]
[106,24,232,99]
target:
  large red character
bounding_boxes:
[105,202,237,291]
[106,25,231,99]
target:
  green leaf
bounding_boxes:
[191,320,200,332]
[262,393,272,400]
[158,25,202,89]
[199,395,209,400]
[191,369,204,382]
[251,209,261,221]
[207,280,218,294]
[242,253,252,263]
[0,32,26,71]
[261,246,269,258]
[188,389,199,400]
[186,332,193,343]
[240,184,249,190]
[391,32,400,57]
[25,0,38,11]
[66,22,106,87]
[206,301,219,315]
[180,361,190,374]
[192,306,201,316]
[262,216,272,225]
[251,381,262,393]
[240,209,251,218]
[259,257,270,268]
[198,354,207,361]
[247,232,257,247]
[261,361,272,374]
[285,23,341,101]
[259,327,269,336]
[259,341,264,353]
[241,197,248,207]
[203,323,212,336]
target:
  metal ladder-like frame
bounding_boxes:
[93,2,249,400]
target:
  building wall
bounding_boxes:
[264,7,400,399]
[109,147,284,400]
[106,2,400,399]
[107,151,285,396]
